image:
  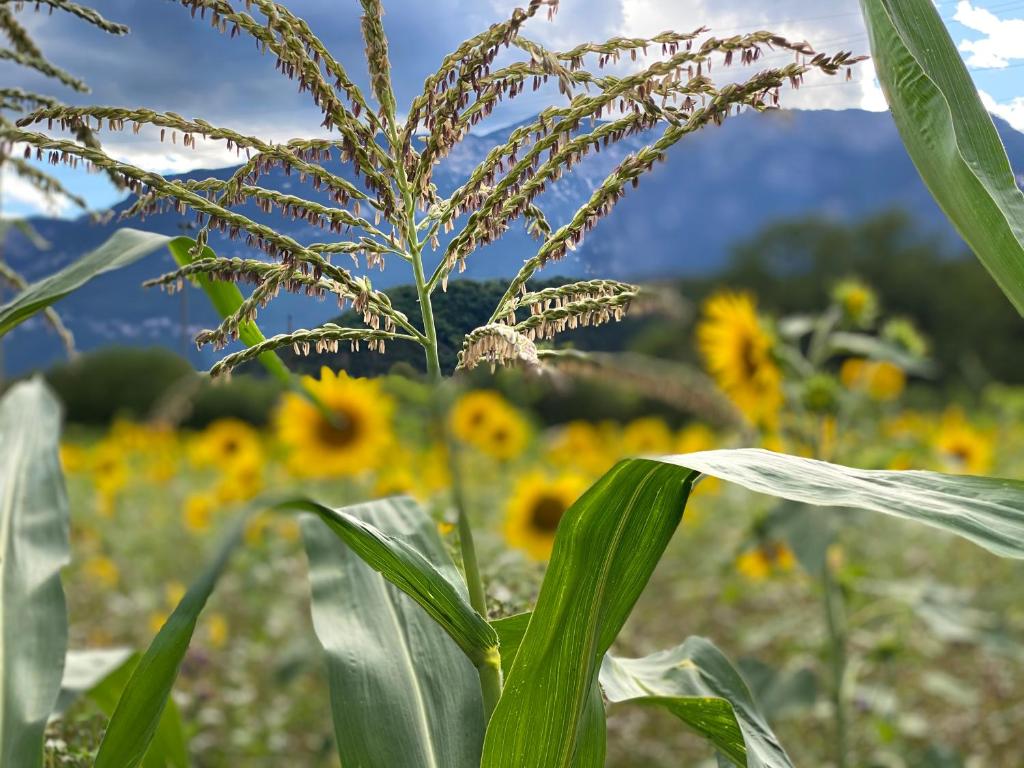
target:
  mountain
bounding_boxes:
[3,108,1023,375]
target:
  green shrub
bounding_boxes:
[45,346,194,425]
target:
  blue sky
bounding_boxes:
[3,0,1023,218]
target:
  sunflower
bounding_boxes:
[839,358,905,401]
[697,292,783,428]
[621,417,674,456]
[373,446,418,498]
[214,450,265,504]
[60,443,88,473]
[190,418,263,472]
[183,493,216,534]
[89,441,127,497]
[675,423,720,498]
[832,278,878,327]
[83,555,120,589]
[206,613,230,649]
[546,420,615,476]
[736,541,797,581]
[675,423,715,453]
[275,367,394,478]
[450,389,528,460]
[934,408,994,474]
[504,471,589,560]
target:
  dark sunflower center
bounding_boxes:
[529,494,567,533]
[222,438,239,455]
[738,334,760,380]
[949,442,972,463]
[316,409,360,448]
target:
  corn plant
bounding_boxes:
[2,1,1024,767]
[858,0,1024,316]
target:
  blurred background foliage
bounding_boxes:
[23,209,1023,430]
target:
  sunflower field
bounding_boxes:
[2,0,1024,767]
[43,279,1023,767]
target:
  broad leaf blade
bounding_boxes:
[491,613,605,768]
[302,497,485,768]
[481,459,697,768]
[94,514,249,768]
[601,638,794,768]
[282,498,496,667]
[859,0,1024,314]
[659,449,1024,558]
[167,237,291,383]
[0,379,68,768]
[0,228,170,336]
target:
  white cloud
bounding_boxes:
[617,0,883,112]
[1,167,72,218]
[954,1,1024,68]
[980,90,1024,131]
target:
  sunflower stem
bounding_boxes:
[823,552,849,768]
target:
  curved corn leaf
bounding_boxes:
[94,513,250,768]
[491,615,784,767]
[281,498,496,667]
[55,650,189,768]
[481,459,697,768]
[301,497,484,768]
[0,379,68,768]
[658,449,1024,559]
[859,0,1024,314]
[0,228,170,336]
[601,638,794,768]
[167,237,291,384]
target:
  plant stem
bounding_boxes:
[411,245,442,382]
[395,150,502,716]
[823,557,849,768]
[441,383,503,719]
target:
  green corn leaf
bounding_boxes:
[0,379,69,768]
[601,638,794,768]
[658,449,1024,559]
[55,650,189,768]
[489,613,531,678]
[0,228,170,336]
[301,497,485,768]
[481,459,697,768]
[93,513,250,768]
[859,0,1024,314]
[282,497,497,668]
[492,615,781,767]
[491,613,606,767]
[166,237,291,384]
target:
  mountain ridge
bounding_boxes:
[3,108,1023,374]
